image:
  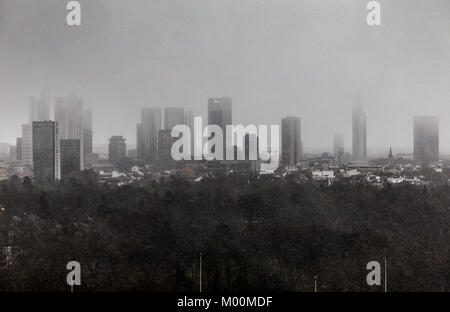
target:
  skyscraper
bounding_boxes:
[9,146,17,161]
[32,121,60,183]
[158,130,177,169]
[82,109,93,164]
[164,108,185,130]
[184,110,195,156]
[140,107,162,164]
[352,103,367,161]
[281,116,302,166]
[136,123,144,161]
[208,97,232,156]
[29,90,50,123]
[108,136,127,165]
[16,138,22,161]
[60,139,81,178]
[184,110,194,131]
[245,133,260,174]
[21,124,33,177]
[54,96,84,169]
[413,116,439,166]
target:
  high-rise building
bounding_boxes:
[82,109,93,164]
[352,103,367,161]
[9,146,17,161]
[281,116,302,166]
[184,110,195,155]
[136,123,144,161]
[244,133,259,161]
[413,116,439,166]
[60,139,81,178]
[32,121,60,183]
[158,130,177,169]
[184,110,194,130]
[21,124,33,177]
[333,133,345,164]
[29,90,50,123]
[164,108,185,130]
[245,134,260,174]
[140,108,162,163]
[54,96,84,169]
[208,97,232,156]
[108,136,127,165]
[16,138,22,161]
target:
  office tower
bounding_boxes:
[184,110,195,157]
[244,133,259,161]
[333,133,345,164]
[136,124,144,161]
[413,116,439,166]
[208,97,232,156]
[184,110,194,129]
[29,90,50,123]
[281,116,302,166]
[32,121,60,183]
[158,130,177,169]
[141,108,162,163]
[21,124,33,177]
[16,138,22,161]
[9,146,17,161]
[352,103,367,161]
[245,134,260,174]
[54,96,84,169]
[164,108,185,130]
[82,109,93,163]
[108,136,127,165]
[60,139,81,178]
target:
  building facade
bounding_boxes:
[16,138,22,161]
[164,107,185,130]
[82,109,93,164]
[158,130,177,169]
[413,116,439,166]
[281,116,302,166]
[140,107,162,164]
[352,103,367,161]
[29,90,50,123]
[21,124,33,177]
[108,136,127,165]
[32,121,60,183]
[60,139,81,178]
[208,97,232,157]
[54,96,84,169]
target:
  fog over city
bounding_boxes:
[1,0,450,155]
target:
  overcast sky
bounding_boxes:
[1,0,450,154]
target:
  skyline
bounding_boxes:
[0,91,448,157]
[1,0,450,154]
[2,94,446,159]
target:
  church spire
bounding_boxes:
[388,147,394,166]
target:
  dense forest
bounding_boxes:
[0,172,449,292]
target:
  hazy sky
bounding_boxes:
[1,0,450,154]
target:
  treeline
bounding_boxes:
[0,172,450,291]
